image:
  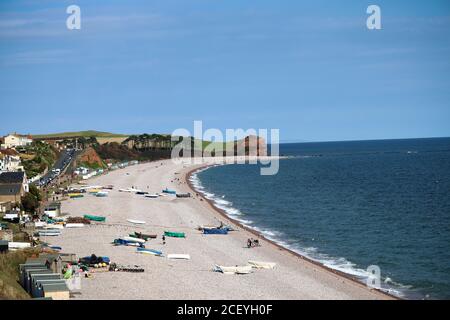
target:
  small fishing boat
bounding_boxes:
[127,219,146,225]
[162,188,176,195]
[103,185,114,190]
[136,191,149,195]
[136,247,163,256]
[95,191,109,197]
[68,193,84,199]
[121,236,146,244]
[44,224,64,230]
[65,223,85,228]
[113,239,143,247]
[38,230,61,237]
[145,194,159,198]
[214,265,252,275]
[83,214,106,222]
[129,232,157,240]
[49,245,62,251]
[176,193,191,198]
[203,228,228,235]
[88,189,101,194]
[167,254,190,260]
[164,231,185,238]
[8,242,32,249]
[119,188,142,193]
[247,261,276,269]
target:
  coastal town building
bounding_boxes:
[0,171,30,195]
[0,149,24,173]
[1,133,33,149]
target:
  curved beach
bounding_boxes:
[47,158,393,300]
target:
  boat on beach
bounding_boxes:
[84,214,106,222]
[65,223,85,228]
[119,188,143,193]
[68,193,84,199]
[95,191,109,197]
[113,238,142,247]
[38,230,61,237]
[129,232,157,240]
[167,254,190,260]
[145,194,159,198]
[203,228,228,235]
[162,188,176,195]
[127,219,146,225]
[164,231,185,238]
[136,191,149,195]
[136,247,163,256]
[122,236,146,244]
[247,261,276,269]
[214,264,252,275]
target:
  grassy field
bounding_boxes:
[33,130,129,139]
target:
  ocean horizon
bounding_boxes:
[191,137,450,299]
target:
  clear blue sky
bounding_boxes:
[1,0,449,142]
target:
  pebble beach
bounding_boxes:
[41,158,393,300]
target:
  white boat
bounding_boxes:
[119,188,142,193]
[121,236,146,244]
[44,224,64,230]
[8,242,32,249]
[38,231,61,236]
[214,264,252,275]
[145,194,159,198]
[34,221,46,228]
[247,261,276,269]
[167,254,190,260]
[65,223,85,228]
[126,219,146,225]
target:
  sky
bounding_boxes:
[0,0,449,142]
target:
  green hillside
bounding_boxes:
[33,130,129,139]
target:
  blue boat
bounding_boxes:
[162,188,176,195]
[136,247,163,256]
[203,228,229,235]
[113,239,144,247]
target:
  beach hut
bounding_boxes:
[40,282,70,300]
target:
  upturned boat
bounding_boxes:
[83,214,106,222]
[126,219,146,225]
[129,232,157,240]
[164,231,185,238]
[162,188,176,195]
[214,265,252,275]
[68,193,84,199]
[247,261,276,269]
[203,228,228,235]
[167,254,190,260]
[136,248,163,256]
[121,236,146,244]
[145,194,159,198]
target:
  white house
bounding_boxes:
[0,153,24,173]
[1,133,33,149]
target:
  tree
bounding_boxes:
[21,192,39,213]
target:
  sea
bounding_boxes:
[189,138,450,299]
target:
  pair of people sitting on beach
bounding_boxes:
[247,238,260,248]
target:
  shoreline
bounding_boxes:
[184,163,398,300]
[52,158,397,299]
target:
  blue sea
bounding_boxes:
[190,138,450,299]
